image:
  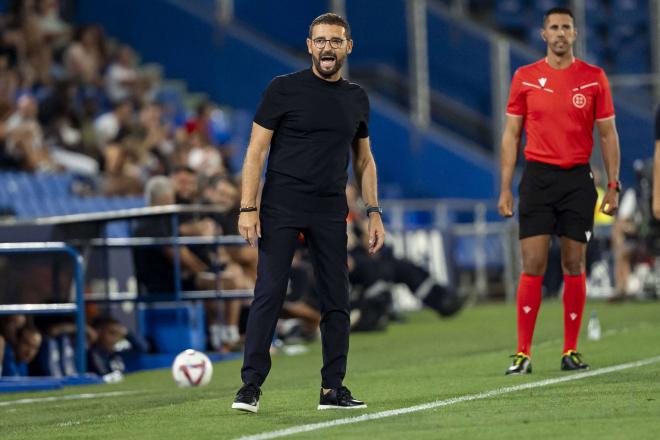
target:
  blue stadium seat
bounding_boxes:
[611,0,649,25]
[532,0,567,13]
[403,211,435,228]
[495,0,529,34]
[586,0,608,25]
[138,303,207,353]
[584,25,607,65]
[106,221,131,238]
[122,196,146,209]
[13,199,41,219]
[609,24,651,74]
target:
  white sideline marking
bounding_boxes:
[235,355,660,440]
[0,390,137,407]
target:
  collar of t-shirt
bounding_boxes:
[306,68,345,87]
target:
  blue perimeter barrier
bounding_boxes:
[0,242,87,374]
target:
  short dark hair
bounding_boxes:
[91,315,122,330]
[543,7,574,26]
[308,13,351,39]
[17,326,41,341]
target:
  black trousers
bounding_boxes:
[240,203,350,389]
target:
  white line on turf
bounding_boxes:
[234,355,660,440]
[0,390,138,407]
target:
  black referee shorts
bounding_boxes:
[518,161,598,243]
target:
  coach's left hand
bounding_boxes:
[368,213,385,254]
[600,189,619,216]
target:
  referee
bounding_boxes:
[498,7,621,375]
[231,13,384,412]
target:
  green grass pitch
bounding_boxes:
[2,300,659,439]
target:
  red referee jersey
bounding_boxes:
[506,58,615,168]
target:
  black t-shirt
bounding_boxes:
[254,68,370,211]
[655,105,660,141]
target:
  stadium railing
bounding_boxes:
[381,198,518,302]
[0,242,86,373]
[0,206,255,360]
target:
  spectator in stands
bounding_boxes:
[0,314,27,348]
[170,165,219,245]
[202,174,256,280]
[4,94,52,171]
[87,316,127,377]
[65,24,105,85]
[0,51,18,104]
[94,98,134,151]
[139,102,174,173]
[133,176,251,351]
[133,175,215,293]
[0,9,21,70]
[202,174,257,351]
[36,0,72,51]
[0,100,17,168]
[105,44,138,104]
[1,325,42,377]
[185,100,215,142]
[6,0,53,86]
[171,165,199,204]
[187,129,224,178]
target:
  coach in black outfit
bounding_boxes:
[232,13,385,413]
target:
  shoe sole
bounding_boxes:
[505,366,532,375]
[232,402,259,413]
[317,404,367,410]
[505,370,532,375]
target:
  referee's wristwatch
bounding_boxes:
[607,181,622,192]
[366,206,383,217]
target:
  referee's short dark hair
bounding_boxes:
[309,13,351,39]
[543,7,574,26]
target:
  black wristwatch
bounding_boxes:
[366,206,383,216]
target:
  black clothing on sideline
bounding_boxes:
[241,69,370,389]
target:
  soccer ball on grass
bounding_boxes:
[172,349,213,387]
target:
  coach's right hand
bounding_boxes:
[498,189,514,217]
[238,211,261,247]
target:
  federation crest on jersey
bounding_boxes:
[572,93,587,108]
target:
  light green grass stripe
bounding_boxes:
[236,355,660,440]
[0,390,138,407]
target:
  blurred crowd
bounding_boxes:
[0,0,236,194]
[0,312,128,379]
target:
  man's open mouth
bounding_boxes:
[320,54,336,70]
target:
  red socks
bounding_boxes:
[516,273,543,356]
[563,273,587,353]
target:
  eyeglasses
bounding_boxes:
[312,38,346,49]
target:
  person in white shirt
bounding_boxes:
[105,45,137,103]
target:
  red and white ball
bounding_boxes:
[172,349,213,387]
